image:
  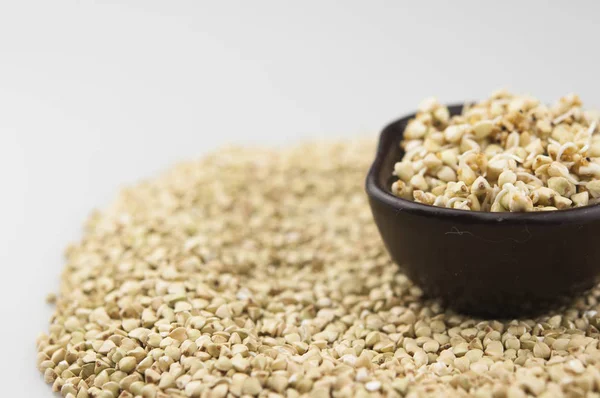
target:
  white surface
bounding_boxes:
[2,1,600,395]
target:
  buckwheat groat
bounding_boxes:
[38,140,600,397]
[392,90,600,212]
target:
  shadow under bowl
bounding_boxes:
[366,104,600,318]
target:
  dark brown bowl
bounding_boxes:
[366,104,600,317]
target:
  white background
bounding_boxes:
[1,1,599,395]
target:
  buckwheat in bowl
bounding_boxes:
[366,91,600,316]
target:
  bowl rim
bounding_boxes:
[365,103,600,225]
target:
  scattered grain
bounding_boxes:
[37,140,600,397]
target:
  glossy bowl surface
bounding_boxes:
[366,104,600,317]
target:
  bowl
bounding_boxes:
[365,104,600,317]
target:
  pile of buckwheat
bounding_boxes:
[38,140,600,398]
[391,90,600,212]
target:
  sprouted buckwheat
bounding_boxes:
[392,90,600,212]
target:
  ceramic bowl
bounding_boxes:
[366,104,600,317]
